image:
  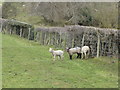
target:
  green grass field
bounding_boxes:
[2,33,118,88]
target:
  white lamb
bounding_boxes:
[49,48,64,61]
[81,46,90,59]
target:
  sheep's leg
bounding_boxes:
[77,53,80,58]
[79,53,81,59]
[61,55,64,60]
[59,55,61,60]
[58,56,60,60]
[62,55,64,60]
[70,55,72,60]
[85,51,88,59]
[78,53,81,59]
[86,52,88,59]
[86,50,89,59]
[87,50,90,59]
[84,52,87,59]
[81,52,83,59]
[53,55,56,61]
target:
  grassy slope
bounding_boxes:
[2,34,118,88]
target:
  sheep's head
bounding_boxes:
[66,47,70,52]
[49,48,53,53]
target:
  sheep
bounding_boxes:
[66,47,81,60]
[81,46,90,59]
[49,48,64,61]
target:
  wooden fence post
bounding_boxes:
[81,33,85,47]
[39,31,41,44]
[40,31,43,45]
[45,32,48,45]
[59,31,62,48]
[72,33,74,47]
[54,32,57,47]
[97,30,100,58]
[64,32,67,49]
[36,32,40,42]
[0,24,2,32]
[28,28,31,40]
[20,28,22,37]
[10,28,12,35]
[14,26,16,34]
[34,31,37,41]
[48,32,51,45]
[46,31,50,45]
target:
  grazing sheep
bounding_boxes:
[66,47,81,60]
[81,46,90,59]
[49,48,64,61]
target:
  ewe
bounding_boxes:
[81,46,90,59]
[66,47,81,60]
